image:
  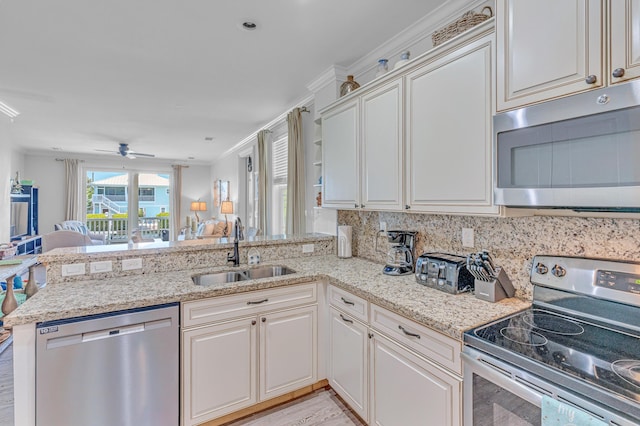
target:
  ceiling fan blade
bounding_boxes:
[95,149,118,154]
[129,152,155,158]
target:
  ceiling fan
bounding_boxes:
[95,143,155,159]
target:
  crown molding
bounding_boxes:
[348,0,490,77]
[306,65,348,93]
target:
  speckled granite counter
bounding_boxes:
[4,255,529,339]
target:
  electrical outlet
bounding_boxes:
[122,258,143,271]
[90,261,113,274]
[61,263,85,277]
[302,244,314,253]
[379,221,387,232]
[462,228,475,248]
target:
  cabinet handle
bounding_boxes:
[247,298,269,305]
[612,68,625,78]
[251,320,256,325]
[339,314,353,324]
[405,205,410,210]
[341,297,355,306]
[261,317,266,323]
[585,74,597,84]
[398,325,421,339]
[368,332,374,339]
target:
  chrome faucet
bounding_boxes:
[227,218,244,266]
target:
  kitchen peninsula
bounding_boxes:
[7,235,529,426]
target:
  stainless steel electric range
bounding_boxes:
[463,255,640,426]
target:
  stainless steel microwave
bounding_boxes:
[494,80,640,211]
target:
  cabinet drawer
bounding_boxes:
[370,304,462,375]
[328,285,368,323]
[182,283,317,328]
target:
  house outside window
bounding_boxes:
[139,187,155,202]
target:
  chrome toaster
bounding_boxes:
[415,252,474,294]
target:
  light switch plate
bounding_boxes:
[122,258,143,271]
[61,263,85,277]
[462,228,475,248]
[302,244,314,253]
[379,221,387,232]
[90,260,113,274]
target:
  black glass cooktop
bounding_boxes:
[466,308,640,403]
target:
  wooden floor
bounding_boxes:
[0,342,14,426]
[225,389,365,426]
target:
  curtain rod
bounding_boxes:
[55,158,85,162]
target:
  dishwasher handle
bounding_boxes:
[82,322,145,343]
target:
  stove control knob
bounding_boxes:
[552,351,568,366]
[552,265,566,278]
[535,263,549,275]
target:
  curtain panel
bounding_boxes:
[171,164,183,240]
[286,107,306,234]
[63,159,80,220]
[257,130,269,236]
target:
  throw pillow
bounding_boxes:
[203,222,216,236]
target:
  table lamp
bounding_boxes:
[190,200,207,223]
[220,200,234,237]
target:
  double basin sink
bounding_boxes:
[192,265,296,286]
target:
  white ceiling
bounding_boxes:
[0,0,448,164]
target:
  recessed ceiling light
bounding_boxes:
[51,147,62,151]
[204,137,214,141]
[241,21,257,30]
[188,156,195,160]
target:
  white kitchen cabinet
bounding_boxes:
[610,0,640,84]
[405,33,498,215]
[498,0,640,111]
[260,305,318,401]
[328,307,369,422]
[182,317,257,425]
[496,0,603,111]
[369,333,461,426]
[360,79,404,210]
[322,99,359,208]
[181,283,318,426]
[322,78,403,211]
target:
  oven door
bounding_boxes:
[462,347,635,426]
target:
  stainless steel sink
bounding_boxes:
[244,265,296,279]
[192,265,295,285]
[192,271,248,286]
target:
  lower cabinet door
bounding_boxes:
[370,333,461,426]
[329,307,369,422]
[260,305,318,400]
[182,317,257,426]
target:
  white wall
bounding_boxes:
[0,120,25,243]
[211,148,243,223]
[22,151,212,235]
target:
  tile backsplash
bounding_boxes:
[338,210,640,300]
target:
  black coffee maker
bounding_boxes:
[383,231,417,276]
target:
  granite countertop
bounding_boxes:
[4,255,530,339]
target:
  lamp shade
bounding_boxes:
[220,200,234,215]
[190,201,207,212]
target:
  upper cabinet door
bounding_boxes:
[496,0,603,111]
[360,79,404,211]
[610,0,640,84]
[322,99,359,208]
[405,34,498,215]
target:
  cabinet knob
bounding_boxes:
[354,203,359,209]
[405,205,410,210]
[612,68,625,78]
[360,204,365,208]
[368,333,374,339]
[261,317,266,323]
[585,74,597,84]
[251,320,256,325]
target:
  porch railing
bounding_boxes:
[86,216,170,244]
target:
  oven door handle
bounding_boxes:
[462,350,545,407]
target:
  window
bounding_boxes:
[104,187,126,201]
[271,136,288,235]
[139,187,155,202]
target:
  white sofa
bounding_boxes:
[196,219,233,238]
[54,220,106,245]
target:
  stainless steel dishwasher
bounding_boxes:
[36,303,179,426]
